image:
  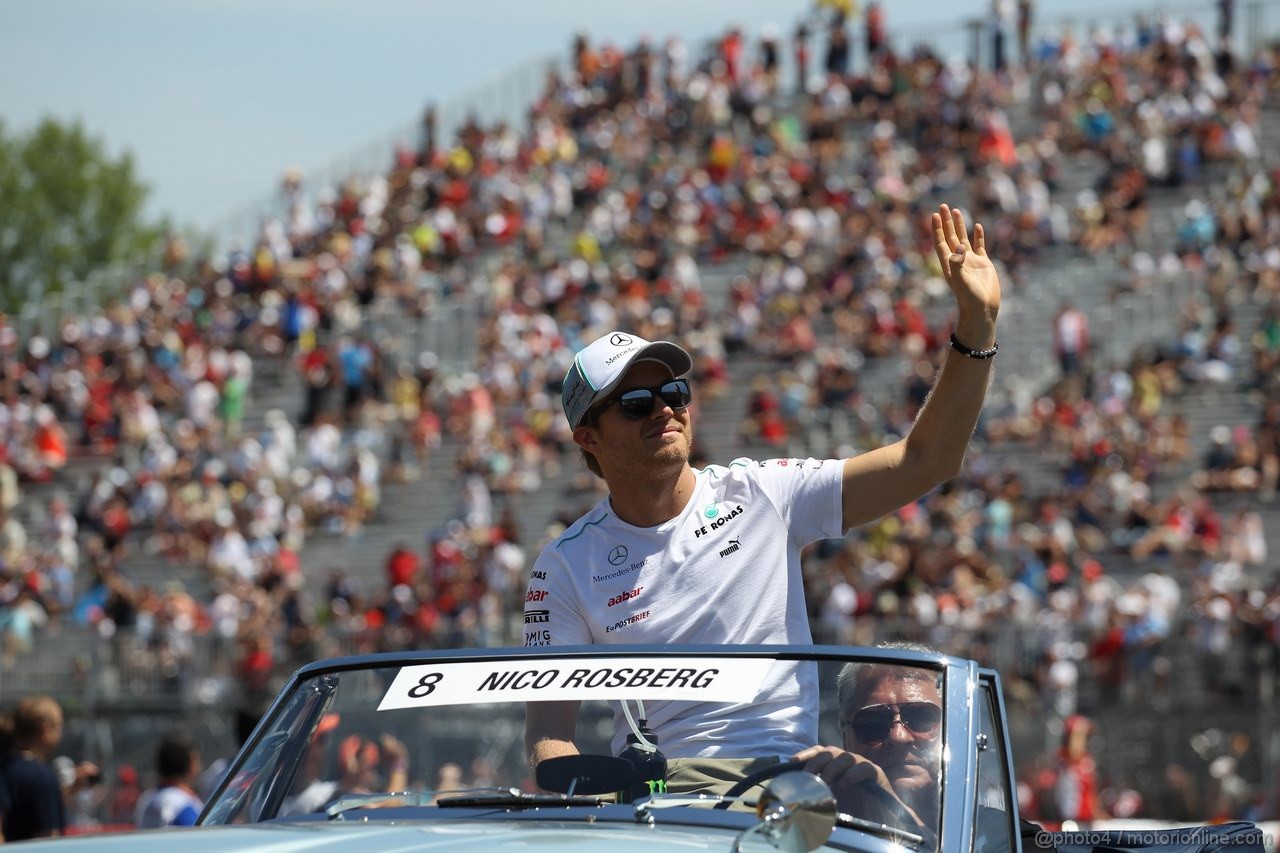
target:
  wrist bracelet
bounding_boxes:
[949,332,998,359]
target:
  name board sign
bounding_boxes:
[378,657,773,711]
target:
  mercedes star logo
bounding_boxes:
[609,333,633,347]
[608,545,629,566]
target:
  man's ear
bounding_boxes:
[572,424,600,454]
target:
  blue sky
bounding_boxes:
[2,0,1213,239]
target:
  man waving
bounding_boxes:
[525,204,1000,767]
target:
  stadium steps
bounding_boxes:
[660,101,1275,483]
[276,251,832,601]
[118,361,311,595]
[1,366,285,695]
[286,227,839,587]
[4,351,326,696]
[691,102,1280,580]
[8,461,92,532]
[966,188,1274,575]
[698,255,754,299]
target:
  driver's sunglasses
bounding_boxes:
[603,379,692,420]
[845,702,942,744]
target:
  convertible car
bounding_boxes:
[24,645,1266,852]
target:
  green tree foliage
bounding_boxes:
[0,118,163,309]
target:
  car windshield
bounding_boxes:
[202,649,947,848]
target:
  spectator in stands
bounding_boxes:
[1017,0,1033,66]
[0,709,9,839]
[991,0,1015,72]
[1053,714,1108,826]
[0,587,48,668]
[0,696,95,841]
[0,451,17,516]
[865,3,886,63]
[235,633,275,746]
[135,730,203,829]
[105,764,141,826]
[0,505,24,570]
[825,17,850,77]
[1053,301,1089,376]
[386,542,420,590]
[793,22,810,93]
[760,24,781,96]
[1258,400,1279,502]
[1153,763,1201,821]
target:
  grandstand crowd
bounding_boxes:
[2,0,1280,825]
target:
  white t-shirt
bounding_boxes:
[525,457,844,758]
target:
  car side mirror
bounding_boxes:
[732,771,836,853]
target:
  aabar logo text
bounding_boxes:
[607,587,643,607]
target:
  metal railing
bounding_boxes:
[9,247,160,339]
[208,50,565,253]
[986,249,1213,412]
[804,0,1280,77]
[359,290,488,371]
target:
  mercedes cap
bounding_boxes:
[562,331,693,429]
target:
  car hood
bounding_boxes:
[21,820,794,851]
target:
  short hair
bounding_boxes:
[577,403,607,480]
[157,730,198,780]
[0,709,13,755]
[837,642,943,719]
[12,696,61,743]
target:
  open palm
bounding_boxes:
[931,204,1001,317]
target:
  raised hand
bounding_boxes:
[931,204,1001,320]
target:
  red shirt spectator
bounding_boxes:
[1054,716,1108,823]
[33,419,67,471]
[386,544,421,589]
[237,635,274,696]
[106,765,141,825]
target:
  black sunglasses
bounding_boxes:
[845,702,942,744]
[603,379,693,421]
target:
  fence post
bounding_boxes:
[1119,293,1137,352]
[967,17,984,68]
[1097,296,1113,364]
[18,302,37,340]
[1246,1,1263,55]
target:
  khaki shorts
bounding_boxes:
[666,756,782,811]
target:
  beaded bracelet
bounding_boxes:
[949,332,998,359]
